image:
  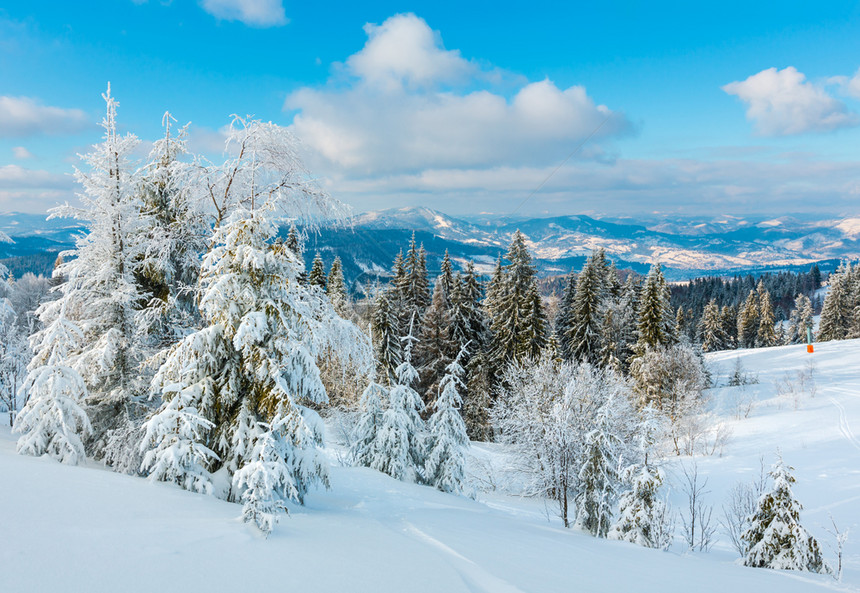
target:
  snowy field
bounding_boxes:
[2,339,860,592]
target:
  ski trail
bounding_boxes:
[402,522,526,593]
[829,396,860,452]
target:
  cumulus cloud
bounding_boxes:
[722,67,859,136]
[199,0,287,27]
[12,146,34,159]
[286,14,631,176]
[0,96,89,138]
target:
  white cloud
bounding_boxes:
[0,164,74,211]
[830,68,860,100]
[722,67,859,136]
[346,14,475,90]
[12,146,34,159]
[286,14,630,176]
[0,96,89,138]
[199,0,287,27]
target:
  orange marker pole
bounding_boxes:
[806,327,814,353]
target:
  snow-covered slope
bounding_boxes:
[2,339,860,592]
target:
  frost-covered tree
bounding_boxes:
[350,381,388,467]
[699,299,727,352]
[786,294,814,345]
[424,348,470,495]
[49,85,146,407]
[326,256,348,315]
[232,412,313,536]
[372,325,426,482]
[737,290,760,349]
[636,264,675,353]
[489,231,547,369]
[575,389,629,537]
[742,456,828,573]
[371,288,401,384]
[140,118,369,516]
[14,300,91,464]
[599,277,638,372]
[308,253,327,289]
[819,263,852,342]
[756,281,778,347]
[415,276,456,406]
[609,464,671,548]
[0,296,29,425]
[135,112,207,348]
[564,250,607,365]
[399,233,430,325]
[629,343,707,455]
[493,358,635,528]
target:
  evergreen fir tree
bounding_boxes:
[819,263,850,342]
[635,264,675,353]
[565,251,607,365]
[742,456,828,573]
[720,305,738,349]
[308,253,327,289]
[608,464,669,548]
[575,391,624,537]
[349,381,388,468]
[554,270,577,360]
[14,299,92,465]
[786,294,814,345]
[401,233,431,323]
[415,277,456,406]
[699,299,727,352]
[756,280,778,347]
[326,256,348,315]
[372,323,426,482]
[489,231,547,368]
[439,249,454,299]
[737,290,760,348]
[424,348,470,495]
[371,288,401,384]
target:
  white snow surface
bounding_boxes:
[3,339,860,592]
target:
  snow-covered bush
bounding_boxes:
[609,464,673,549]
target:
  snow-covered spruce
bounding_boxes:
[609,464,672,549]
[424,347,470,495]
[140,208,367,515]
[14,300,92,465]
[350,381,388,468]
[741,456,829,573]
[370,326,425,482]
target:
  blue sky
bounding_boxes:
[2,1,860,218]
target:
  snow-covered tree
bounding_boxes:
[326,256,348,316]
[488,231,547,369]
[371,324,426,482]
[415,276,456,405]
[636,264,675,353]
[554,270,577,359]
[742,456,829,573]
[308,253,327,289]
[424,347,470,495]
[564,250,607,365]
[493,358,635,528]
[140,118,369,516]
[699,299,727,352]
[49,84,146,408]
[786,294,814,345]
[135,112,207,349]
[399,233,430,325]
[756,281,778,347]
[609,463,671,548]
[819,263,852,342]
[371,288,401,384]
[350,381,388,467]
[737,290,760,349]
[14,299,91,464]
[575,389,629,537]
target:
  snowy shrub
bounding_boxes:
[609,464,674,549]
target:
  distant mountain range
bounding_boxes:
[1,208,857,288]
